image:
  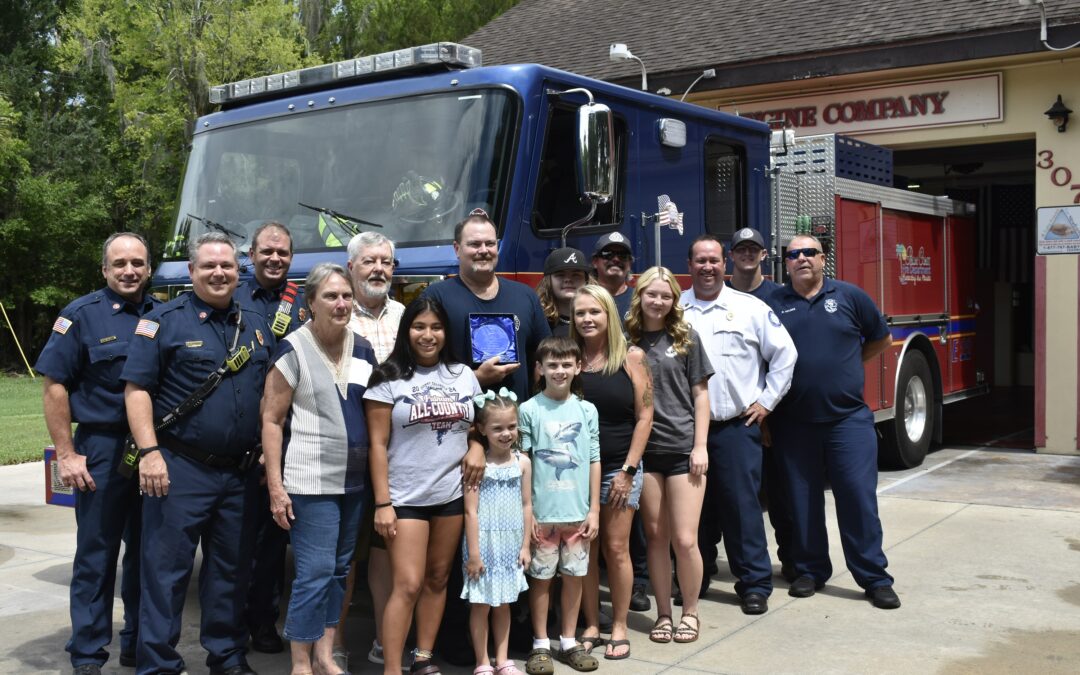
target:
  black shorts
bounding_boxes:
[644,453,691,477]
[394,496,465,521]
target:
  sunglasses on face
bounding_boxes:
[597,249,630,261]
[785,247,823,260]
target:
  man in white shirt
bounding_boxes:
[680,234,797,615]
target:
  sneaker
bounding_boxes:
[334,648,350,672]
[629,584,651,612]
[368,641,384,665]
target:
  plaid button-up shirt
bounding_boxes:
[348,298,405,363]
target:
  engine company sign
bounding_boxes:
[718,73,1002,135]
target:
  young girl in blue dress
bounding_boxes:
[462,388,534,675]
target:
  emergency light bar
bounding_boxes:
[209,42,482,106]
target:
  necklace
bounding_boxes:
[305,326,353,398]
[583,351,606,373]
[642,329,666,350]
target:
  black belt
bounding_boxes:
[160,433,258,470]
[78,422,129,433]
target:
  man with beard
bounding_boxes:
[590,233,634,323]
[422,208,550,402]
[234,221,304,655]
[766,234,900,610]
[347,231,404,363]
[36,232,159,675]
[123,232,271,675]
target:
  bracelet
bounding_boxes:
[374,501,393,509]
[138,446,161,457]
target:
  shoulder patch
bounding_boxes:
[768,311,782,327]
[135,319,160,339]
[52,316,73,335]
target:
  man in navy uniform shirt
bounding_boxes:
[122,231,272,675]
[234,221,303,654]
[36,232,159,675]
[767,234,901,610]
[726,227,795,583]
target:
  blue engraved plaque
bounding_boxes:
[469,313,519,365]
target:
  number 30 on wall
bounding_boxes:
[1036,150,1080,203]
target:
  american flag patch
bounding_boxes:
[135,319,160,339]
[52,316,73,335]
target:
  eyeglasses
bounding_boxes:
[597,249,631,261]
[785,247,823,260]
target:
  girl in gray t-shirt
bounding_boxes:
[626,266,714,645]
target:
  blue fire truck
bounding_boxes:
[152,43,983,470]
[154,42,769,298]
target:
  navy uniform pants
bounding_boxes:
[770,406,893,590]
[68,426,141,668]
[137,449,259,675]
[762,442,795,572]
[245,479,289,631]
[698,418,773,597]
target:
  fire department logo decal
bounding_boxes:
[896,244,932,286]
[824,299,838,314]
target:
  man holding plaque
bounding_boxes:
[421,208,550,403]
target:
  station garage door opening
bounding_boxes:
[892,139,1035,450]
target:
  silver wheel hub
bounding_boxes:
[903,375,928,442]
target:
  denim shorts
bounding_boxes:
[598,463,643,509]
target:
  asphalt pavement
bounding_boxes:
[1,446,1078,674]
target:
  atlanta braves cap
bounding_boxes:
[544,247,591,275]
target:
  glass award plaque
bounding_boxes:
[469,313,519,365]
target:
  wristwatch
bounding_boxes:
[620,463,638,476]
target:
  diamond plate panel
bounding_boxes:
[771,135,839,275]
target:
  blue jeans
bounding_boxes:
[283,492,365,642]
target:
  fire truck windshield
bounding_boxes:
[166,88,517,257]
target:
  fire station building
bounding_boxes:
[469,0,1080,455]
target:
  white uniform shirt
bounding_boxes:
[680,284,797,422]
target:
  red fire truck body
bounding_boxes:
[771,134,985,468]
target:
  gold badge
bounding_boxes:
[256,329,265,346]
[185,340,203,348]
[298,308,307,322]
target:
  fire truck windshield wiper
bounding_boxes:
[187,213,246,241]
[298,202,384,236]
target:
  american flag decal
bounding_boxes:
[52,316,72,335]
[135,319,159,339]
[657,195,684,235]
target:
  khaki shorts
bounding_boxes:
[528,522,589,579]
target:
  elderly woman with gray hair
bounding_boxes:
[262,262,379,675]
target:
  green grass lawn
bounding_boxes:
[0,375,50,465]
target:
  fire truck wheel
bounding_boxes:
[880,350,934,469]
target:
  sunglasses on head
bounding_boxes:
[785,247,822,260]
[597,249,630,261]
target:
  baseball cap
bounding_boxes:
[593,232,632,255]
[730,227,765,250]
[544,247,591,275]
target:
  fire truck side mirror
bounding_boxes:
[576,102,615,204]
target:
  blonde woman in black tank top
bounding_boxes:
[570,284,654,660]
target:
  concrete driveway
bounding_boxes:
[2,447,1078,674]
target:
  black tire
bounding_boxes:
[878,350,934,470]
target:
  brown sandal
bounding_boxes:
[649,615,673,643]
[674,613,700,643]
